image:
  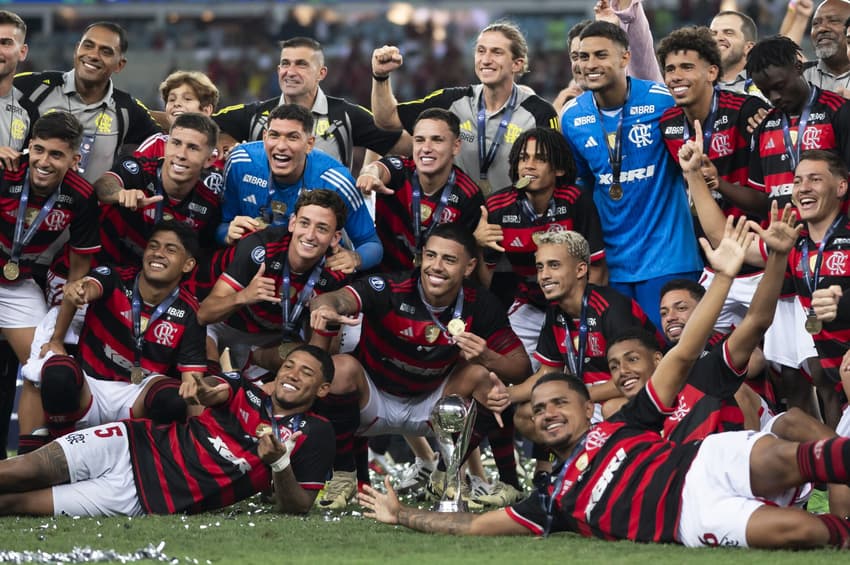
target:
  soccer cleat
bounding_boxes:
[316,470,357,510]
[426,470,483,511]
[468,474,492,499]
[473,480,524,507]
[394,456,437,495]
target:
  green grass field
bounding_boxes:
[0,498,845,564]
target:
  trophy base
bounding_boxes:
[433,499,469,513]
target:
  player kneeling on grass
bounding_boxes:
[0,345,335,517]
[361,217,850,549]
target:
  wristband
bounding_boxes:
[270,452,291,473]
[372,72,389,82]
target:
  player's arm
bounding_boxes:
[67,250,93,288]
[309,287,362,334]
[650,215,749,408]
[355,160,393,197]
[726,203,800,369]
[187,373,232,407]
[360,477,530,535]
[42,276,103,356]
[778,0,813,46]
[370,46,405,130]
[257,431,317,514]
[93,171,163,209]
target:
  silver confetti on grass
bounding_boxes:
[0,541,178,564]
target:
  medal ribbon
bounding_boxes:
[591,80,631,192]
[131,274,181,369]
[264,397,303,442]
[417,279,464,336]
[539,433,587,537]
[10,174,60,265]
[563,290,589,380]
[683,87,719,150]
[477,86,518,181]
[518,192,556,225]
[801,215,843,297]
[780,86,818,170]
[280,255,325,340]
[264,161,307,225]
[411,169,456,249]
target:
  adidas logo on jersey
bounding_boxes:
[400,327,415,338]
[765,139,775,150]
[460,120,474,132]
[510,237,524,248]
[242,194,258,204]
[585,137,598,148]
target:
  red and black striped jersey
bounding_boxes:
[0,158,99,284]
[346,271,523,397]
[483,182,605,307]
[535,284,664,386]
[126,380,334,514]
[779,215,850,387]
[78,266,206,382]
[506,382,700,542]
[98,156,221,268]
[663,338,746,443]
[374,157,483,272]
[661,89,769,216]
[217,226,349,335]
[748,87,850,208]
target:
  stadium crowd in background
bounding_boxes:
[6,0,850,551]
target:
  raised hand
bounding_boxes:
[372,46,404,78]
[473,205,505,252]
[677,120,703,173]
[190,373,232,407]
[241,262,282,305]
[356,172,394,196]
[325,246,361,274]
[700,215,752,278]
[359,476,402,525]
[225,216,262,245]
[747,201,801,255]
[484,371,509,428]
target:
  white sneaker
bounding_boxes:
[395,457,436,495]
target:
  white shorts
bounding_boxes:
[53,422,144,517]
[678,430,798,547]
[21,305,86,386]
[508,301,543,372]
[0,278,47,329]
[763,296,817,369]
[338,315,363,354]
[78,373,167,429]
[837,405,850,438]
[358,371,448,436]
[699,269,763,331]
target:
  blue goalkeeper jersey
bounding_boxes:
[561,78,702,283]
[220,142,381,267]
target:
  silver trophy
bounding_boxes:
[430,395,477,512]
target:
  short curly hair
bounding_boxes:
[656,26,722,73]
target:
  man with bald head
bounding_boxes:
[804,0,850,95]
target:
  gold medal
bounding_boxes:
[162,212,174,221]
[140,316,149,332]
[3,262,19,281]
[279,341,299,360]
[130,366,145,385]
[413,253,422,268]
[575,453,588,472]
[447,318,466,336]
[609,183,623,201]
[25,208,38,226]
[272,201,287,216]
[254,217,269,230]
[424,324,440,343]
[805,314,823,335]
[478,179,492,194]
[515,176,531,189]
[256,424,273,438]
[420,203,433,222]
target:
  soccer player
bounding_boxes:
[0,10,29,166]
[356,108,483,272]
[560,21,702,329]
[0,112,100,454]
[198,189,350,374]
[709,10,762,95]
[495,229,662,437]
[14,22,160,182]
[218,104,381,274]
[746,35,850,209]
[361,217,850,550]
[0,345,335,517]
[474,128,605,365]
[213,37,408,170]
[34,221,206,442]
[370,21,558,194]
[657,26,771,330]
[309,223,530,509]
